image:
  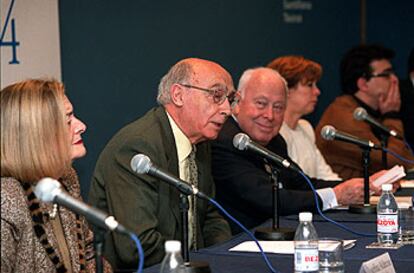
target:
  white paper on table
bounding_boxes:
[229,240,356,254]
[372,165,405,188]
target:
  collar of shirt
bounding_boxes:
[231,114,238,123]
[352,94,381,119]
[166,112,193,165]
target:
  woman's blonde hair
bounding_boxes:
[1,79,72,182]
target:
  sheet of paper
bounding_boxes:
[229,240,356,254]
[372,165,405,188]
[359,252,396,273]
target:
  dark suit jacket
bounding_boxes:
[400,78,414,147]
[89,107,231,270]
[211,117,340,234]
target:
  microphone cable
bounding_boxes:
[403,139,414,156]
[131,153,279,272]
[128,232,145,273]
[382,147,414,164]
[202,196,280,273]
[298,171,376,237]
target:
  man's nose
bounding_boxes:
[263,106,274,120]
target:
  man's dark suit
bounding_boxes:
[89,107,231,270]
[211,117,340,234]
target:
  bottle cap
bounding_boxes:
[381,184,392,191]
[299,212,312,222]
[165,240,181,252]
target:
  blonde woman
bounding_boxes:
[1,79,112,273]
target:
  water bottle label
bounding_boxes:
[294,248,319,271]
[377,214,399,233]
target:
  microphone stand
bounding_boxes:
[179,194,190,262]
[94,228,105,273]
[179,194,211,273]
[349,148,376,214]
[254,163,295,240]
[380,134,389,169]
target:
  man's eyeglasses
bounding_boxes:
[367,70,395,79]
[179,83,240,106]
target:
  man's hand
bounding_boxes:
[333,178,364,205]
[378,77,401,114]
[334,169,402,204]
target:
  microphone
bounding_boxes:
[130,154,205,198]
[233,133,300,172]
[353,107,403,140]
[34,178,128,234]
[321,125,381,150]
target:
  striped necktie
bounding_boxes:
[187,146,198,249]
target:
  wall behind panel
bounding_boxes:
[366,0,414,77]
[58,0,411,198]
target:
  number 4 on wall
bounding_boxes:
[1,0,20,64]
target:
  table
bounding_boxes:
[144,209,414,273]
[141,185,414,273]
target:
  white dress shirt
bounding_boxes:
[280,120,341,210]
[166,112,196,246]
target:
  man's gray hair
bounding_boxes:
[238,67,289,98]
[157,61,193,105]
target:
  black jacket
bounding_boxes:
[212,117,340,234]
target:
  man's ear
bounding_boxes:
[357,77,369,92]
[232,102,240,116]
[170,84,185,107]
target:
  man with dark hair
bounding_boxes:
[89,58,233,269]
[399,48,414,146]
[316,44,413,180]
[339,44,396,95]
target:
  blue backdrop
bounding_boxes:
[58,0,414,198]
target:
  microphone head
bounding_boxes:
[321,125,337,141]
[353,107,368,121]
[34,177,61,202]
[130,154,152,174]
[233,133,251,150]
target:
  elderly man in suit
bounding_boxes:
[89,58,234,270]
[212,67,384,234]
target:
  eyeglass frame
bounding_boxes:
[364,69,395,80]
[178,83,240,106]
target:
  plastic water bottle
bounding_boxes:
[294,212,319,273]
[377,183,399,245]
[159,240,185,273]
